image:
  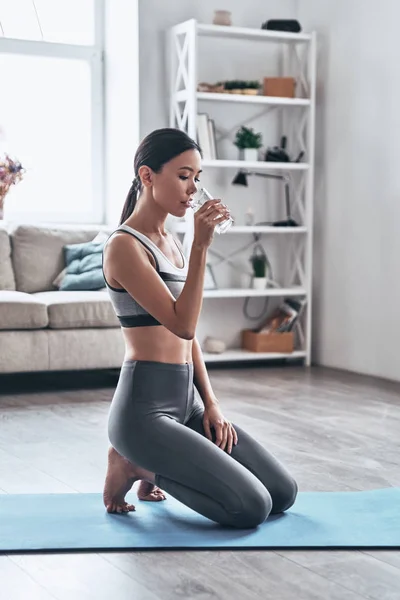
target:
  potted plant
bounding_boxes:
[243,80,260,95]
[234,126,263,162]
[224,80,240,94]
[250,250,270,289]
[224,80,260,95]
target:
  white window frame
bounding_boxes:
[0,0,105,224]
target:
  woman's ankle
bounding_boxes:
[137,467,156,485]
[108,446,156,485]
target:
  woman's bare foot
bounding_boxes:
[103,447,156,514]
[137,480,167,502]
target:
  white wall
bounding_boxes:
[298,0,400,381]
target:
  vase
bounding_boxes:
[203,336,226,354]
[245,206,255,226]
[239,148,259,162]
[213,10,232,26]
[252,277,267,290]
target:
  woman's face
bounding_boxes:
[151,149,202,217]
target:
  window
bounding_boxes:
[0,0,95,45]
[0,0,103,224]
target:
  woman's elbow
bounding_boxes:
[169,320,195,340]
[176,327,195,340]
[162,319,194,340]
[170,309,195,340]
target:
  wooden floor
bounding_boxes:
[0,364,399,600]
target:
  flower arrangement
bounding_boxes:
[0,154,25,216]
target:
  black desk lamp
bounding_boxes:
[232,170,298,227]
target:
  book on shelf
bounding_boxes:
[196,113,217,160]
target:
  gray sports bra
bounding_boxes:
[102,224,188,328]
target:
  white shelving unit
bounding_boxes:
[203,287,306,299]
[183,91,311,107]
[168,19,316,366]
[201,160,309,171]
[174,224,307,234]
[196,23,312,43]
[203,349,307,364]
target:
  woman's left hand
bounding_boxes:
[203,403,238,454]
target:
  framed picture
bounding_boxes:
[204,263,217,290]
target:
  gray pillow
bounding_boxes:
[59,240,106,291]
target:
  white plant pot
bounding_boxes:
[252,277,267,290]
[239,148,259,162]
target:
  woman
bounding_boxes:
[102,128,297,528]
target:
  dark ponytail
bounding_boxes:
[119,177,141,225]
[119,128,202,225]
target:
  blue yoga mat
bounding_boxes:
[1,488,399,552]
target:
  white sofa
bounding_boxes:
[0,222,126,374]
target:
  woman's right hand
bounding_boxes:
[192,199,230,248]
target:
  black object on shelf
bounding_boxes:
[232,170,299,227]
[265,136,304,163]
[261,19,302,33]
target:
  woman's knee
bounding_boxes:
[231,486,272,529]
[271,476,298,514]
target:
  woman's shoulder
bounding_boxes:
[104,228,157,269]
[106,227,140,247]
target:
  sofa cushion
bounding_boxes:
[0,330,50,373]
[33,290,119,329]
[0,224,16,290]
[53,230,110,290]
[59,240,106,291]
[47,328,125,371]
[0,291,49,330]
[10,224,111,293]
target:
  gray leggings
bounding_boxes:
[108,360,297,529]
